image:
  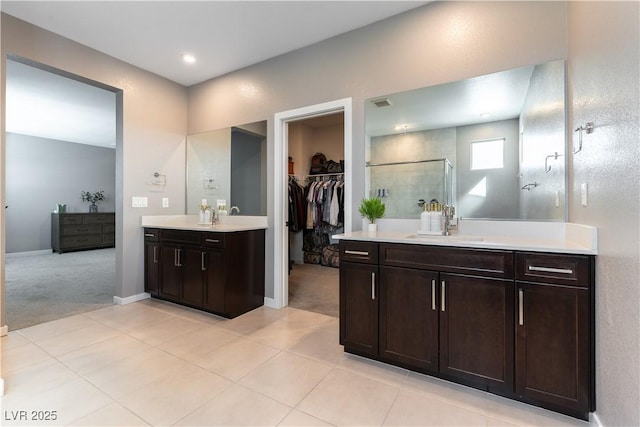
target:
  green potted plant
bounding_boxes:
[81,190,105,213]
[358,197,385,232]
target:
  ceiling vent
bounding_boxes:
[372,98,392,108]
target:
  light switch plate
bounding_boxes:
[132,196,148,208]
[162,197,169,208]
[581,183,588,207]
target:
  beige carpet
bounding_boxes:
[5,248,115,330]
[288,263,339,318]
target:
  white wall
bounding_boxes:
[1,13,188,328]
[567,2,640,425]
[188,1,567,299]
[6,133,116,253]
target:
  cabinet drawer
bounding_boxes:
[61,215,83,225]
[85,214,114,224]
[340,241,378,264]
[202,232,225,248]
[516,252,593,288]
[103,224,115,233]
[144,228,159,242]
[380,243,514,278]
[62,234,103,248]
[62,225,102,236]
[103,234,115,244]
[160,229,201,245]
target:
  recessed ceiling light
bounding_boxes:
[182,54,196,64]
[394,124,409,133]
[480,112,491,119]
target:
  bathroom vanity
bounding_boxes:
[336,225,596,420]
[142,216,266,318]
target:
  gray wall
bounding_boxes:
[5,133,115,253]
[568,2,640,425]
[456,119,520,219]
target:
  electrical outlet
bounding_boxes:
[581,183,588,207]
[162,197,169,208]
[132,196,148,208]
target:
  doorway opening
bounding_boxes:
[273,98,352,311]
[4,55,122,330]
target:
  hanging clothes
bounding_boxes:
[288,176,306,232]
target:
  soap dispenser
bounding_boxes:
[420,204,431,233]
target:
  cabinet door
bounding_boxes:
[439,273,514,392]
[340,261,379,356]
[204,249,226,314]
[181,247,205,306]
[379,266,438,372]
[144,243,160,296]
[516,283,590,417]
[159,245,182,301]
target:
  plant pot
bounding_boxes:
[367,223,377,233]
[89,204,98,213]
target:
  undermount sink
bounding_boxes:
[406,233,484,242]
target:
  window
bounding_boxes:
[470,138,504,170]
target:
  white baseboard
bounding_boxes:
[0,325,7,337]
[113,293,150,305]
[591,412,603,427]
[6,249,52,258]
[263,297,279,309]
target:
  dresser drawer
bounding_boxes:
[62,225,102,236]
[102,234,115,244]
[380,243,514,278]
[202,232,225,248]
[103,224,115,233]
[62,234,103,248]
[516,252,593,288]
[85,214,115,224]
[339,241,378,264]
[61,215,83,225]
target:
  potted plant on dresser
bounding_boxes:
[81,190,105,213]
[358,197,385,232]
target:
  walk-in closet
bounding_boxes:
[287,112,345,317]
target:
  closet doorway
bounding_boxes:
[273,98,352,311]
[287,113,345,317]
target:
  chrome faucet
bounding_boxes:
[442,205,456,236]
[229,206,240,215]
[208,207,218,226]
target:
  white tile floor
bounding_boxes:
[1,299,590,426]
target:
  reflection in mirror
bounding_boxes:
[186,121,267,216]
[365,60,566,221]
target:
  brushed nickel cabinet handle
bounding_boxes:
[205,238,220,243]
[346,250,369,256]
[174,249,178,267]
[144,233,155,238]
[371,272,376,300]
[528,265,573,275]
[177,249,182,267]
[201,252,206,271]
[441,281,446,312]
[431,279,436,311]
[518,289,524,326]
[153,246,158,263]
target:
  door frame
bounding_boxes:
[272,98,352,309]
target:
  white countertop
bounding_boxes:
[335,221,597,255]
[141,215,268,232]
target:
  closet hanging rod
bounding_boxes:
[366,158,453,168]
[304,172,344,179]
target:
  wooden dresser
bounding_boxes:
[51,212,115,253]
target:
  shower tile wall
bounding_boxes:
[369,128,456,219]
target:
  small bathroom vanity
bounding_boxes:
[142,216,266,318]
[336,221,597,420]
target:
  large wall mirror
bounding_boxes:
[186,120,267,216]
[365,60,566,221]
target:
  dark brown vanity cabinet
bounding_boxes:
[339,240,595,420]
[515,252,594,419]
[143,227,265,318]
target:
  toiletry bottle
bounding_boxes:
[420,204,431,232]
[430,204,442,233]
